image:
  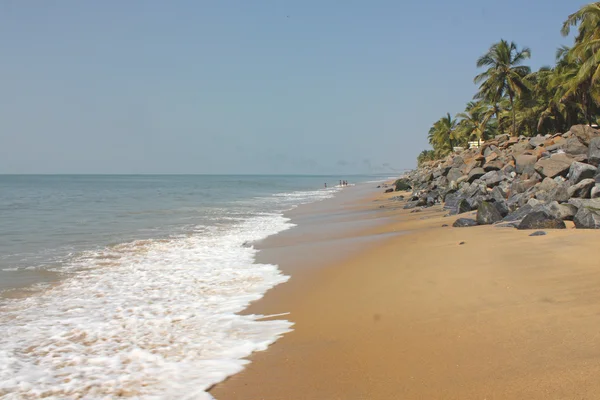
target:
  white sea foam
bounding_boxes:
[0,214,294,399]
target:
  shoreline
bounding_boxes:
[211,182,600,399]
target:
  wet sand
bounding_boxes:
[211,184,600,399]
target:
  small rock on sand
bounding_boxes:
[529,231,547,236]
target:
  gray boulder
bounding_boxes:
[574,207,600,229]
[534,190,552,202]
[506,194,528,212]
[453,218,478,227]
[456,175,469,185]
[443,192,462,211]
[546,201,578,220]
[529,136,546,148]
[527,198,544,208]
[568,162,597,185]
[403,200,422,209]
[456,198,471,214]
[515,154,537,174]
[493,200,510,217]
[483,145,499,157]
[463,160,483,175]
[502,204,532,222]
[511,141,533,155]
[464,182,486,198]
[467,167,486,183]
[529,231,547,236]
[568,198,600,209]
[510,178,539,194]
[534,154,573,178]
[591,184,600,199]
[491,186,507,203]
[467,195,492,210]
[483,160,504,171]
[476,201,503,225]
[502,164,516,175]
[565,136,589,157]
[537,177,558,193]
[481,170,504,187]
[447,168,464,183]
[570,124,600,146]
[547,182,570,203]
[517,211,566,230]
[451,156,465,169]
[521,164,538,179]
[546,143,564,152]
[568,178,595,198]
[588,137,600,167]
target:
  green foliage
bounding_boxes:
[455,101,495,141]
[417,150,436,166]
[419,2,600,165]
[427,113,459,158]
[474,40,531,136]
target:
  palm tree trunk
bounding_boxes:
[509,93,516,136]
[494,104,502,136]
[584,93,594,126]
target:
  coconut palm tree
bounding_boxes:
[537,47,591,129]
[427,113,458,157]
[417,150,436,166]
[561,3,600,124]
[455,101,496,141]
[474,40,532,136]
[562,2,600,48]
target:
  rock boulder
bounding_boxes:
[570,124,600,146]
[453,218,478,227]
[568,178,595,198]
[568,162,597,185]
[517,211,566,230]
[515,154,537,174]
[534,154,573,178]
[588,137,600,167]
[574,207,600,229]
[476,201,503,225]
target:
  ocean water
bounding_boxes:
[0,174,370,399]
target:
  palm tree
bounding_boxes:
[455,101,496,141]
[540,47,591,129]
[562,2,600,46]
[561,3,600,124]
[474,40,532,136]
[427,113,458,157]
[417,150,436,166]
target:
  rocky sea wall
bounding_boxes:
[396,125,600,230]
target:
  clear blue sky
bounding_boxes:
[0,0,587,174]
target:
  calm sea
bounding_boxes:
[0,174,382,399]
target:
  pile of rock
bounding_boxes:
[398,125,600,229]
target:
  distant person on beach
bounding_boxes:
[324,183,327,188]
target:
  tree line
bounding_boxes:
[420,2,600,166]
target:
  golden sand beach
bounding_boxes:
[211,184,600,399]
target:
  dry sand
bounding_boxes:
[210,185,600,399]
